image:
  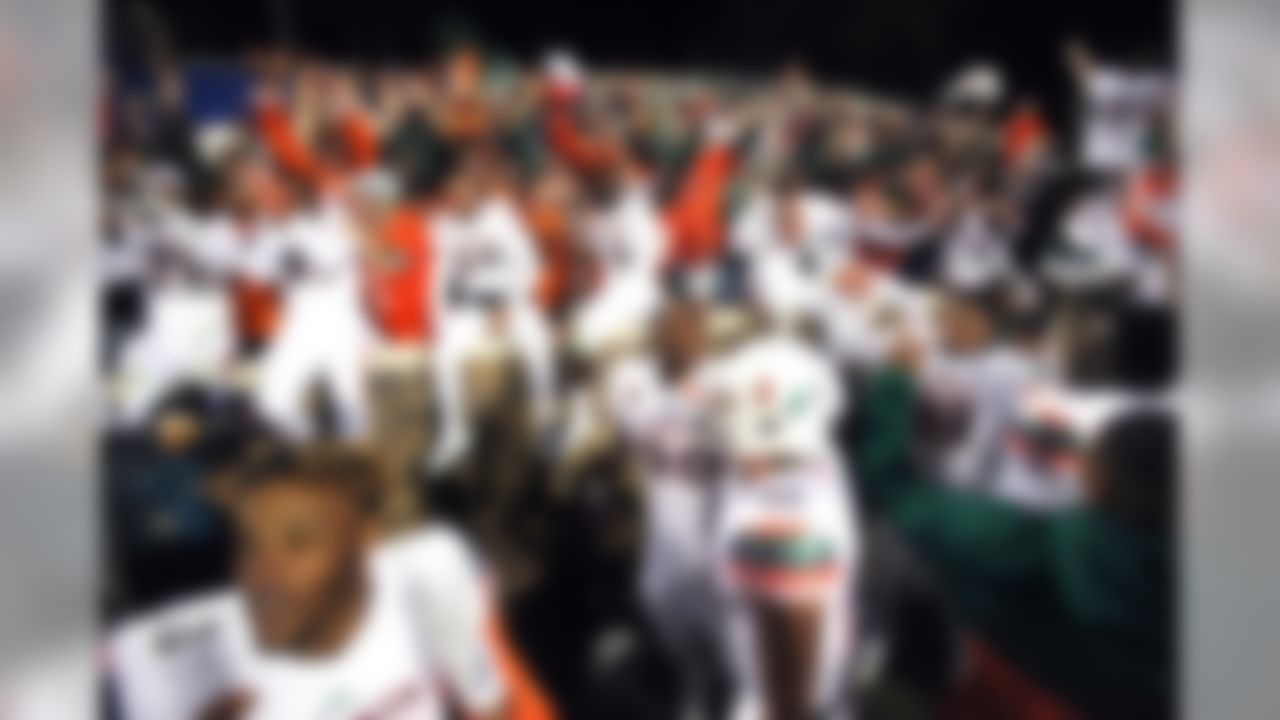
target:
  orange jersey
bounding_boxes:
[1002,105,1050,170]
[524,202,575,314]
[366,207,433,343]
[232,278,280,346]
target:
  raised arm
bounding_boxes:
[663,121,737,267]
[253,71,382,189]
[544,99,619,175]
[1063,38,1095,91]
[253,87,328,187]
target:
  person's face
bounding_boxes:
[233,481,372,652]
[532,164,578,209]
[656,303,708,373]
[830,115,870,159]
[229,160,280,214]
[938,297,992,355]
[350,193,393,233]
[774,187,804,243]
[447,165,488,214]
[777,62,813,108]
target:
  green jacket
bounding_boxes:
[856,370,1174,718]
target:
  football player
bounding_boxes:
[712,325,860,720]
[107,443,554,720]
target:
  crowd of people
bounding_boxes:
[99,37,1177,720]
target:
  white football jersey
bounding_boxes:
[717,332,846,462]
[922,345,1042,489]
[1049,191,1139,290]
[1080,66,1170,173]
[572,189,666,353]
[108,527,507,720]
[131,212,245,354]
[734,192,852,322]
[433,198,540,310]
[993,385,1164,511]
[824,265,937,369]
[732,191,850,266]
[603,355,722,593]
[240,200,366,335]
[242,202,359,282]
[112,212,247,426]
[992,383,1088,512]
[583,187,666,292]
[147,205,241,282]
[940,208,1014,291]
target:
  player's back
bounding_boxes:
[717,332,847,460]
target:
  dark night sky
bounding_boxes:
[109,0,1173,114]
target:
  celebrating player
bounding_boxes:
[108,444,554,720]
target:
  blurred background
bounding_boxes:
[106,0,1173,106]
[92,0,1181,718]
